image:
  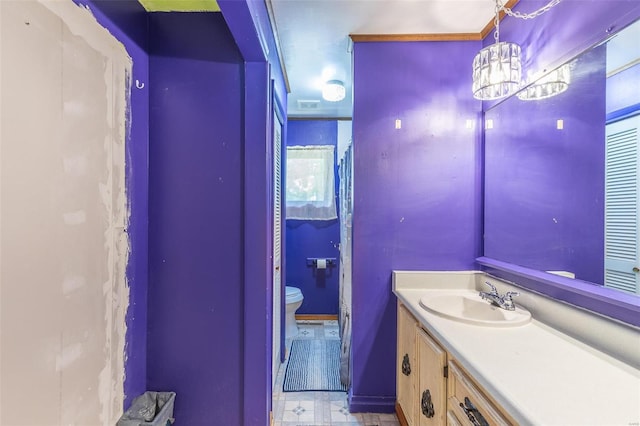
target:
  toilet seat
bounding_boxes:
[285,286,303,304]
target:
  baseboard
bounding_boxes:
[295,314,338,321]
[348,395,396,413]
[395,402,409,426]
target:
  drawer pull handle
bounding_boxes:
[421,389,435,418]
[401,354,411,376]
[459,397,489,426]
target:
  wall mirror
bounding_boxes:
[482,18,640,317]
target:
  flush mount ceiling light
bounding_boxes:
[517,64,571,101]
[322,80,346,102]
[472,0,562,101]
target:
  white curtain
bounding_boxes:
[286,145,337,220]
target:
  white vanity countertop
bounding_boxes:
[393,272,640,426]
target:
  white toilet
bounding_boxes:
[285,286,304,337]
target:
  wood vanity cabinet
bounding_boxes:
[396,302,513,426]
[397,302,418,425]
[397,303,446,426]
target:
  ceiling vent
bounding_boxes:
[297,100,321,110]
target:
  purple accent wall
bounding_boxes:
[286,120,340,315]
[351,41,483,411]
[71,1,284,422]
[146,13,245,424]
[242,60,274,426]
[219,2,289,422]
[75,0,150,410]
[218,0,288,104]
[484,45,606,284]
[220,2,288,422]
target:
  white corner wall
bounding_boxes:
[0,1,131,424]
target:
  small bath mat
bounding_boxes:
[283,339,347,392]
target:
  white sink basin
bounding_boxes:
[419,291,531,327]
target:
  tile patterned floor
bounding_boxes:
[272,320,400,426]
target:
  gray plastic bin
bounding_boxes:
[117,391,176,426]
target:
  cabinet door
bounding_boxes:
[417,328,447,426]
[397,303,417,425]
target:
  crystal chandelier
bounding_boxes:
[472,0,563,101]
[472,0,522,100]
[517,64,571,101]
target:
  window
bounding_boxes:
[286,145,337,220]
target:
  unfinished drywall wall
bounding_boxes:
[0,1,131,424]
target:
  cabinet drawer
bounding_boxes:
[447,361,512,426]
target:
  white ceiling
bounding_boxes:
[268,0,498,118]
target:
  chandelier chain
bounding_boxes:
[493,0,501,43]
[497,0,562,20]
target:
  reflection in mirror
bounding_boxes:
[516,63,570,101]
[483,19,640,297]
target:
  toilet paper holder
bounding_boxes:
[306,258,336,268]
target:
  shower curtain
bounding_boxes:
[338,144,353,387]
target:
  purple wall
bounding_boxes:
[219,1,289,423]
[242,61,275,426]
[75,0,150,410]
[146,13,245,424]
[286,120,340,315]
[145,3,286,423]
[484,45,606,284]
[351,41,483,411]
[71,1,285,422]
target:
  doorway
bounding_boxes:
[271,120,368,423]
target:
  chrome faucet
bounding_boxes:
[479,282,519,311]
